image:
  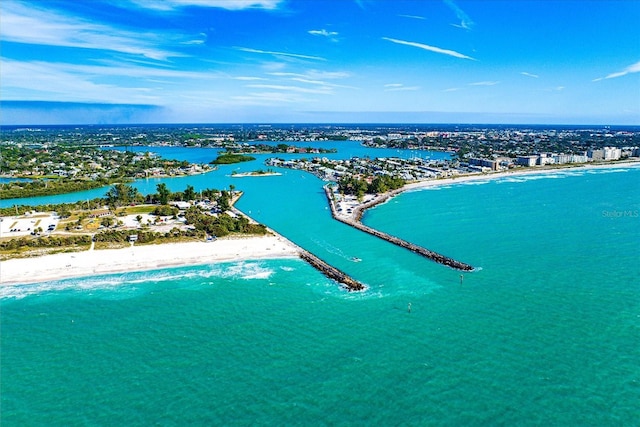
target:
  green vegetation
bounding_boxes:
[119,205,156,214]
[91,228,202,245]
[0,235,92,253]
[210,153,256,165]
[0,145,208,200]
[338,175,406,198]
[0,182,271,259]
[156,183,171,205]
[151,205,179,216]
[184,207,267,237]
[0,178,113,200]
[105,183,143,207]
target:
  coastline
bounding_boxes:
[0,234,300,286]
[405,160,640,192]
[337,160,640,222]
[2,160,637,287]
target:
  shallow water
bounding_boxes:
[1,152,639,425]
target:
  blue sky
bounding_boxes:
[1,0,638,125]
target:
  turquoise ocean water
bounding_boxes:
[1,145,639,425]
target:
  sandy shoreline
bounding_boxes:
[0,234,300,286]
[2,160,637,287]
[335,160,640,222]
[403,160,640,192]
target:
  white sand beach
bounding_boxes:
[403,160,640,192]
[2,160,637,286]
[0,234,300,286]
[333,160,640,222]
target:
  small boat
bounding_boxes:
[351,257,362,262]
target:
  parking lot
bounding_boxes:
[0,213,59,238]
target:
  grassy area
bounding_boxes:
[93,235,200,250]
[85,219,102,230]
[120,205,156,214]
[93,241,130,250]
[0,244,90,260]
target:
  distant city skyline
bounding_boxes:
[1,0,638,125]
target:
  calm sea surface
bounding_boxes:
[1,144,639,425]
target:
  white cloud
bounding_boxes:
[384,85,420,92]
[231,92,310,105]
[0,59,160,103]
[269,70,350,80]
[469,81,499,86]
[246,84,332,94]
[521,72,539,78]
[309,29,339,37]
[265,71,356,91]
[444,0,474,30]
[181,33,207,45]
[292,77,332,85]
[399,14,426,20]
[443,87,461,92]
[542,86,566,92]
[0,1,178,60]
[0,57,222,104]
[236,47,326,61]
[382,37,475,60]
[129,0,282,11]
[354,0,369,10]
[593,61,640,81]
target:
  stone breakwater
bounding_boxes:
[325,186,474,272]
[299,251,366,292]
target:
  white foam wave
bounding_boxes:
[0,275,135,300]
[216,261,275,280]
[587,168,629,174]
[1,261,281,300]
[496,172,584,184]
[460,180,490,186]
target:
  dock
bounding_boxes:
[299,250,366,292]
[324,186,474,271]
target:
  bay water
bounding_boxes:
[1,144,639,425]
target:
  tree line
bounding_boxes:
[337,175,406,198]
[0,178,114,200]
[1,182,269,254]
[0,183,231,217]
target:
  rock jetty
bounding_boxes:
[325,186,474,272]
[299,250,366,292]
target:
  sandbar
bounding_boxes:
[0,234,300,286]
